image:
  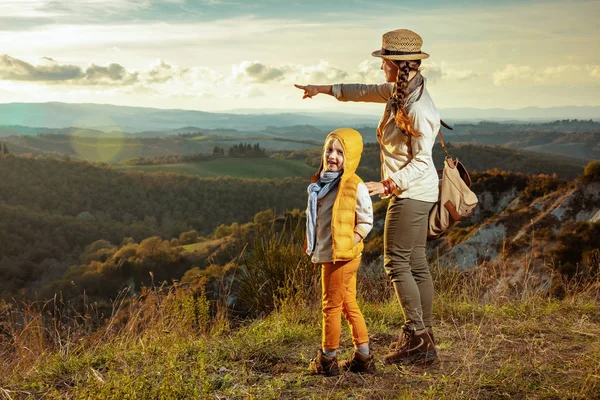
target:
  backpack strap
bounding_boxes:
[438,119,453,159]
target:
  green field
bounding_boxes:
[114,157,316,179]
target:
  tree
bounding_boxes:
[213,146,223,156]
[214,224,231,239]
[582,161,600,182]
[254,209,275,226]
[179,229,199,245]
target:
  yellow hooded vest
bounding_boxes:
[309,128,365,262]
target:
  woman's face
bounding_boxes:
[381,58,398,83]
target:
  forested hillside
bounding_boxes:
[0,154,308,297]
[0,142,593,299]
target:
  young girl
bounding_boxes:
[296,29,439,365]
[305,127,374,376]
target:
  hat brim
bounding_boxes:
[371,49,429,60]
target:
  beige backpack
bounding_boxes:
[428,123,478,240]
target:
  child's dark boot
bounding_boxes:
[309,349,340,376]
[339,350,376,374]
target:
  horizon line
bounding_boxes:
[1,101,600,114]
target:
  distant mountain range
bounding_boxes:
[0,102,375,132]
[441,106,600,122]
[0,102,599,133]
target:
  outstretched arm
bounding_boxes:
[333,83,393,103]
[294,84,333,99]
[294,83,392,103]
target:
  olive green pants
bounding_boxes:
[383,197,435,331]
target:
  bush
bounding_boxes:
[253,209,276,226]
[214,224,231,239]
[179,230,199,245]
[232,218,317,316]
[551,221,600,280]
[582,161,600,182]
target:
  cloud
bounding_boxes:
[344,60,479,85]
[241,86,265,98]
[0,55,228,93]
[145,59,188,84]
[294,61,349,84]
[421,62,478,83]
[0,55,138,85]
[355,59,384,83]
[232,61,287,83]
[232,60,352,85]
[492,64,597,86]
[0,55,484,99]
[587,65,600,78]
[7,0,178,18]
[493,64,535,86]
[82,63,138,85]
[421,64,442,82]
[0,0,152,22]
[445,69,478,81]
[0,55,81,81]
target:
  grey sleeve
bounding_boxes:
[332,83,393,103]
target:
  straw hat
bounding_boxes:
[371,29,429,60]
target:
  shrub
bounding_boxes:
[232,218,317,316]
[551,221,600,280]
[582,161,600,182]
[214,224,231,239]
[179,229,199,245]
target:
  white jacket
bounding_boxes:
[332,81,440,203]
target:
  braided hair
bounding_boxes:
[390,59,422,137]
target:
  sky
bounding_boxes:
[0,0,599,113]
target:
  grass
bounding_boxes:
[114,158,315,179]
[1,260,599,399]
[182,238,227,253]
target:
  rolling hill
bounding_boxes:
[1,102,599,134]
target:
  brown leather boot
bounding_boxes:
[339,350,376,374]
[384,325,437,365]
[389,326,435,351]
[309,349,340,376]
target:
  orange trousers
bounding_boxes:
[321,257,369,349]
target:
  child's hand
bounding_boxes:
[354,232,362,244]
[366,181,385,197]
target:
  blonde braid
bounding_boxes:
[391,60,421,137]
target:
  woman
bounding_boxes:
[295,29,439,365]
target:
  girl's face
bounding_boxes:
[381,58,398,83]
[323,138,344,172]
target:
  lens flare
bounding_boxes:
[69,117,125,163]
